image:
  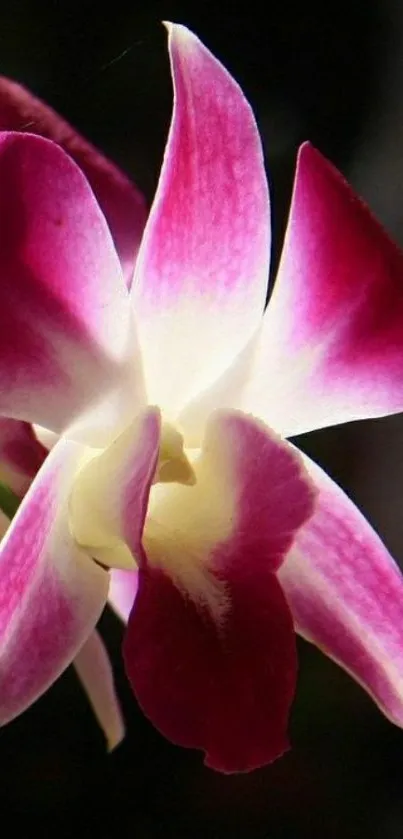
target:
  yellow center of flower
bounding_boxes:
[68,419,195,571]
[68,414,234,619]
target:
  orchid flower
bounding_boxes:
[2,23,403,774]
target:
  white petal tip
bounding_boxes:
[106,721,126,753]
[163,21,195,48]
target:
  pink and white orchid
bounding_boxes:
[1,23,403,773]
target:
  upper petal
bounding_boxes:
[0,76,147,285]
[131,23,270,415]
[124,411,316,772]
[279,452,403,727]
[0,132,144,443]
[0,436,108,724]
[241,143,403,436]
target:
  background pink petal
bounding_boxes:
[0,131,143,443]
[0,436,109,724]
[279,452,403,727]
[0,76,147,285]
[74,629,124,751]
[240,143,403,437]
[0,418,47,496]
[124,411,316,772]
[131,23,270,414]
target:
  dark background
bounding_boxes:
[1,1,403,836]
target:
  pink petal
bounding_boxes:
[0,437,108,723]
[0,76,146,285]
[242,143,403,437]
[0,132,143,443]
[124,411,316,773]
[125,567,295,774]
[132,23,270,414]
[279,451,403,727]
[0,418,47,496]
[108,568,138,623]
[74,629,124,751]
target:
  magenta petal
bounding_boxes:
[243,143,403,436]
[124,411,316,772]
[0,418,47,495]
[0,132,143,441]
[132,23,270,414]
[0,76,146,284]
[125,565,295,773]
[279,452,403,727]
[0,437,108,723]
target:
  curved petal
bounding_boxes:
[0,132,144,444]
[74,629,124,751]
[0,76,147,285]
[279,452,403,727]
[241,143,403,437]
[69,407,161,569]
[108,568,138,623]
[124,411,316,773]
[0,418,47,496]
[0,436,109,724]
[132,23,270,415]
